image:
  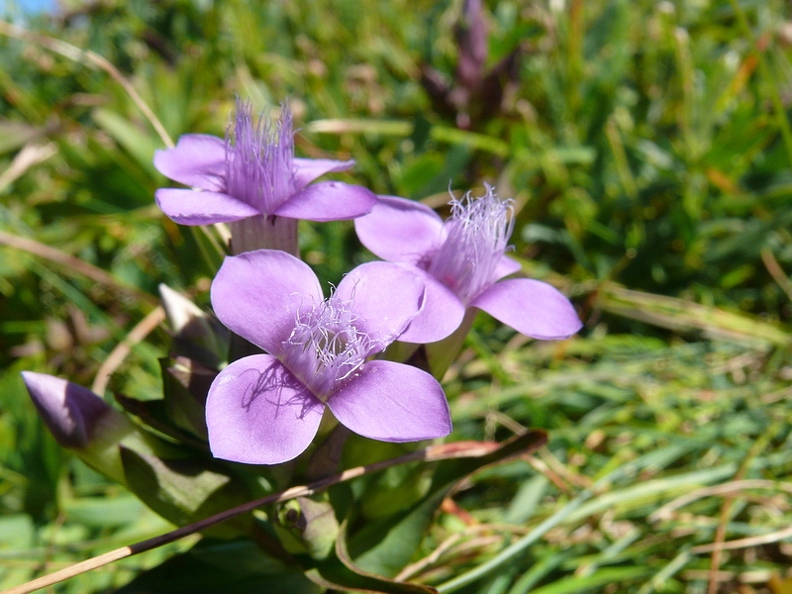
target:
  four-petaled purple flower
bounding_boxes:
[354,185,582,343]
[206,249,452,465]
[153,101,377,253]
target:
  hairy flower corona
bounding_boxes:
[225,105,297,215]
[281,293,375,398]
[429,186,514,302]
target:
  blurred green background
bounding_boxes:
[2,0,792,592]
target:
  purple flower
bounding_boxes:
[153,102,377,253]
[354,186,582,343]
[206,249,452,465]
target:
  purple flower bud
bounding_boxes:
[21,371,113,448]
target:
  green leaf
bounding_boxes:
[346,431,549,578]
[64,493,149,529]
[275,496,340,560]
[92,108,159,176]
[527,567,651,594]
[119,446,254,538]
[305,525,437,594]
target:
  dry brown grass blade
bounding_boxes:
[91,306,166,395]
[0,142,57,192]
[692,524,792,554]
[761,248,792,304]
[0,230,158,307]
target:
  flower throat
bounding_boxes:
[429,186,515,303]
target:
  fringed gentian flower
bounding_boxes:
[354,185,582,343]
[154,101,377,254]
[206,249,452,465]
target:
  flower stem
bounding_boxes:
[230,215,299,256]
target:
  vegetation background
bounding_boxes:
[1,0,792,592]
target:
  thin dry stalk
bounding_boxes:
[91,306,166,395]
[761,248,792,303]
[0,142,56,192]
[692,524,792,555]
[0,230,158,307]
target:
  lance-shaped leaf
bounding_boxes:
[120,446,258,538]
[21,372,161,485]
[306,524,438,594]
[159,284,229,369]
[162,356,216,441]
[346,430,547,577]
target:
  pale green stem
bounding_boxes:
[424,308,478,380]
[230,215,299,256]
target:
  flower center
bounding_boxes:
[428,185,514,303]
[225,101,296,214]
[281,293,374,399]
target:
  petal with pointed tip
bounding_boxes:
[211,250,324,354]
[397,270,466,343]
[327,360,451,442]
[155,188,261,225]
[470,278,582,339]
[154,134,227,191]
[293,158,355,189]
[206,355,324,464]
[334,262,425,349]
[274,181,377,222]
[354,195,444,266]
[21,371,111,448]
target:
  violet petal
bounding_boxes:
[211,250,323,354]
[494,255,521,281]
[273,181,377,222]
[155,188,261,225]
[396,270,467,343]
[470,278,582,339]
[354,195,445,266]
[334,262,425,349]
[153,134,227,191]
[206,355,324,464]
[327,360,451,441]
[293,158,355,189]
